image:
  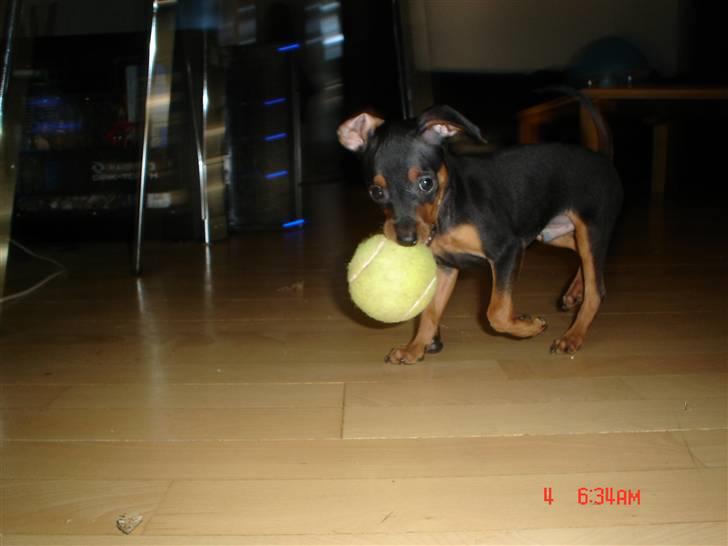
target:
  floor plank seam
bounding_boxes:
[3,424,727,439]
[2,468,719,483]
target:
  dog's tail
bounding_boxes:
[536,86,613,159]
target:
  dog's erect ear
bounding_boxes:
[417,105,486,145]
[337,112,385,152]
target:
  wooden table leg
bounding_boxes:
[518,115,541,145]
[579,104,601,152]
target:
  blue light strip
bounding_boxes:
[277,43,300,52]
[264,132,287,142]
[265,170,288,180]
[263,97,287,106]
[282,219,305,228]
[32,121,82,133]
[28,96,62,108]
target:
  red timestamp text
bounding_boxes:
[543,487,641,506]
[578,487,640,505]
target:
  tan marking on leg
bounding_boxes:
[551,212,602,353]
[387,267,458,364]
[486,263,547,338]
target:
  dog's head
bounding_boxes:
[338,106,485,246]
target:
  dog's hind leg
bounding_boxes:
[487,243,548,338]
[543,232,584,310]
[561,269,584,311]
[550,213,606,353]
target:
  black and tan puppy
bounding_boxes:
[338,91,622,363]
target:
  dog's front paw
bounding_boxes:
[514,314,548,337]
[550,333,583,354]
[385,345,425,365]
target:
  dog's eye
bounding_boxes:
[368,185,387,202]
[418,176,435,193]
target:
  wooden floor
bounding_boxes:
[1,184,726,545]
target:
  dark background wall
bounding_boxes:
[12,0,728,235]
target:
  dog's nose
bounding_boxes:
[396,232,418,246]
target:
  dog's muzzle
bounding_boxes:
[394,219,418,246]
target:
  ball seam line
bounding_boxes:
[399,272,437,321]
[348,237,386,284]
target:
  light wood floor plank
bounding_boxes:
[0,358,510,385]
[8,373,722,411]
[675,429,728,467]
[1,432,698,481]
[343,376,633,406]
[46,383,344,409]
[497,353,726,380]
[0,480,170,535]
[344,398,726,439]
[346,374,727,407]
[2,312,725,366]
[620,373,728,399]
[0,385,68,408]
[4,522,727,545]
[2,408,343,441]
[144,469,725,535]
[2,353,724,385]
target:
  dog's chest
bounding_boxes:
[430,224,487,266]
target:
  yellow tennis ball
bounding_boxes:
[347,234,438,323]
